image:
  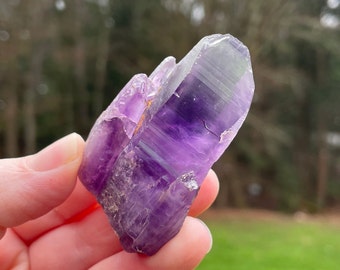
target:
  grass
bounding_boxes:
[197,211,340,270]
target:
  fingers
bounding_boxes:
[145,217,212,270]
[13,167,219,243]
[26,169,218,270]
[0,229,28,269]
[0,133,84,228]
[89,216,212,270]
[0,226,6,240]
[29,208,121,270]
[13,180,97,243]
[188,169,219,217]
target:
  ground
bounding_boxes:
[200,208,340,225]
[197,209,340,270]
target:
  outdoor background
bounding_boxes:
[1,0,340,269]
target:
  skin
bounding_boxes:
[0,133,219,270]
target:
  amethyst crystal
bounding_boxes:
[78,34,255,255]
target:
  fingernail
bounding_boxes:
[27,133,83,171]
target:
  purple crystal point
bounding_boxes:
[78,34,255,255]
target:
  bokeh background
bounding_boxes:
[1,0,340,268]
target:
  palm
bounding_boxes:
[0,171,218,270]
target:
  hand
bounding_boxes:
[0,133,219,270]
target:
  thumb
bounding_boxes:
[0,133,84,229]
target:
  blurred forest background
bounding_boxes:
[1,0,339,213]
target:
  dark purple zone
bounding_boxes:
[164,73,233,135]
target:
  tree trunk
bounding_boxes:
[93,18,111,118]
[316,141,329,210]
[74,0,89,135]
[23,0,50,154]
[230,174,247,208]
[315,50,329,210]
[4,81,19,157]
[294,86,313,210]
[24,45,46,154]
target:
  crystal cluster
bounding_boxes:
[78,34,255,255]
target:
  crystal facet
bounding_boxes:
[78,34,255,255]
